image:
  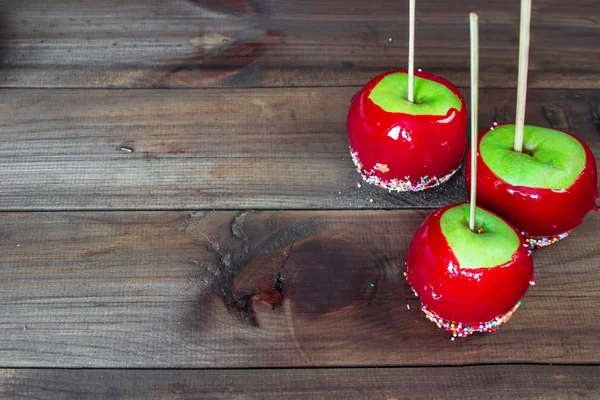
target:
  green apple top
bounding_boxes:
[480,124,586,189]
[368,72,462,116]
[440,204,520,269]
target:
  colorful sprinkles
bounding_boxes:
[405,271,526,339]
[524,231,571,249]
[350,147,459,192]
[421,302,522,338]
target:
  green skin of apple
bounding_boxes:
[440,204,519,268]
[406,203,534,324]
[480,124,585,189]
[467,123,598,238]
[368,73,462,115]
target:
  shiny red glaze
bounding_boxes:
[406,204,534,324]
[347,70,467,184]
[466,124,599,237]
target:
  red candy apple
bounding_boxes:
[347,70,467,192]
[467,124,598,247]
[406,203,534,337]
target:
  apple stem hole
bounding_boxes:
[464,218,485,234]
[470,224,485,234]
[401,93,420,105]
[521,147,535,157]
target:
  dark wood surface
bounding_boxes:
[1,0,599,397]
[1,210,598,367]
[0,88,598,210]
[2,365,599,399]
[0,0,599,89]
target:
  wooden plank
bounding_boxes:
[0,88,598,210]
[0,0,599,88]
[2,365,599,399]
[0,210,599,367]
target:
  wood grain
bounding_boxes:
[0,88,598,210]
[2,365,599,399]
[1,210,599,368]
[0,0,598,88]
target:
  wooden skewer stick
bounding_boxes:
[407,0,416,103]
[469,12,479,232]
[514,0,532,153]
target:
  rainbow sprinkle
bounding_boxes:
[524,231,571,249]
[405,271,524,338]
[350,147,459,192]
[421,302,522,338]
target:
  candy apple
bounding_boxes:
[406,203,534,337]
[347,70,467,192]
[467,124,598,247]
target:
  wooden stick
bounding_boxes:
[469,12,479,232]
[407,0,416,103]
[514,0,532,153]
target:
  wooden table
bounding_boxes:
[1,0,599,398]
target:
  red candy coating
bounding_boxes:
[347,70,467,190]
[467,125,598,238]
[406,204,534,325]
